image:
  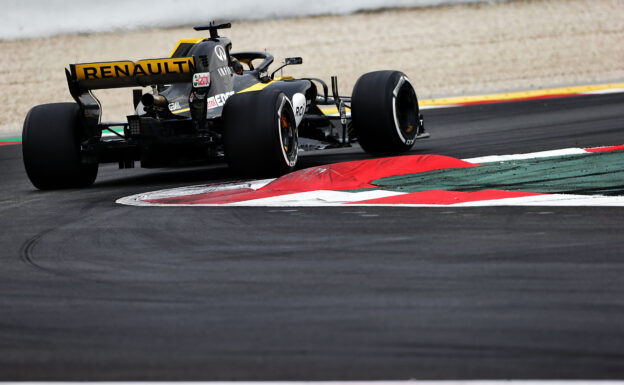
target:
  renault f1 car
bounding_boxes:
[22,23,428,190]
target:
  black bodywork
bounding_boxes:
[65,23,426,170]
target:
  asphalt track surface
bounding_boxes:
[1,93,624,380]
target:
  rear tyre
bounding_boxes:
[352,70,420,155]
[22,103,98,190]
[223,89,298,177]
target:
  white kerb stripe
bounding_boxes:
[464,148,587,164]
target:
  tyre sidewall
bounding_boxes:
[352,70,418,154]
[22,103,97,189]
[223,89,298,176]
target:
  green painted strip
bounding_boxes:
[0,137,22,142]
[373,151,624,196]
[1,127,124,143]
[2,128,123,142]
[0,129,125,142]
[102,127,124,134]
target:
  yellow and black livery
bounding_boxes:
[22,22,427,189]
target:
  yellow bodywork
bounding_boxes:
[74,58,195,81]
[169,38,204,58]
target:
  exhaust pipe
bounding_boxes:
[141,93,169,108]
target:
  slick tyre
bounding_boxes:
[223,89,298,176]
[22,103,98,190]
[352,70,420,155]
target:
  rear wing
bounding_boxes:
[66,56,197,130]
[68,57,196,91]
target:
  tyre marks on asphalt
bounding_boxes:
[18,228,64,278]
[19,227,109,282]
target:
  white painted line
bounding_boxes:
[420,104,459,110]
[464,148,587,164]
[581,88,624,95]
[120,190,624,208]
[228,189,405,207]
[115,179,274,207]
[454,194,624,207]
[118,189,406,207]
[341,194,624,207]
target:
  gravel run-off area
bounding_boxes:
[0,0,622,137]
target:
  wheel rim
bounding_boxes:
[392,76,419,145]
[278,98,298,167]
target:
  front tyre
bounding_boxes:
[352,70,420,155]
[22,103,98,190]
[223,89,298,177]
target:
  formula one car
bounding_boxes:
[22,22,428,190]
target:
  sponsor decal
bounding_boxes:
[192,72,211,87]
[74,58,195,80]
[168,101,181,111]
[216,66,233,77]
[206,91,235,110]
[339,100,347,125]
[292,93,306,126]
[214,46,227,62]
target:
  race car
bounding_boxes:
[22,22,428,190]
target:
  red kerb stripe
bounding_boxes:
[350,190,545,205]
[585,144,624,153]
[458,93,580,106]
[145,155,480,205]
